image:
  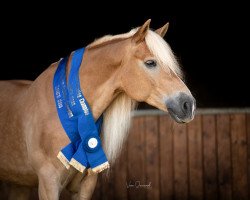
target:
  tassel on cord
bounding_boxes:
[69,158,86,173]
[57,151,70,169]
[92,161,110,173]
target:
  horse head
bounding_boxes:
[117,19,195,123]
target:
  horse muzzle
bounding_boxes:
[165,92,196,123]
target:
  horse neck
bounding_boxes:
[78,40,129,119]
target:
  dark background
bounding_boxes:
[0,2,249,108]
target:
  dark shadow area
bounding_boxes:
[0,3,249,108]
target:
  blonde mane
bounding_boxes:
[98,27,182,164]
[87,29,137,49]
[103,94,137,164]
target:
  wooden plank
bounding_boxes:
[247,114,250,200]
[173,122,188,199]
[187,115,203,200]
[216,114,232,200]
[127,117,146,200]
[145,116,160,200]
[202,115,218,200]
[0,182,11,200]
[159,115,174,200]
[114,142,128,200]
[231,114,248,200]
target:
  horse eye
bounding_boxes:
[144,60,157,68]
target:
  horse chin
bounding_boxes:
[167,109,194,124]
[168,109,185,123]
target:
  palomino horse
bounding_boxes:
[0,19,195,199]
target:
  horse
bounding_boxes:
[0,19,195,200]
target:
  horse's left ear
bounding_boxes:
[132,19,151,43]
[155,22,169,38]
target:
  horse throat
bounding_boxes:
[77,43,127,120]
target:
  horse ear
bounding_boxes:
[155,22,169,38]
[132,19,151,43]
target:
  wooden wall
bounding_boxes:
[92,110,250,200]
[0,109,250,200]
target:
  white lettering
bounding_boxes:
[77,89,82,98]
[55,86,61,98]
[57,99,63,108]
[70,96,76,106]
[79,98,89,115]
[66,105,73,118]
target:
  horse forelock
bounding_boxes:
[145,31,183,78]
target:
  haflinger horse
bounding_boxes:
[0,19,195,200]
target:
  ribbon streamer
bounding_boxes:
[53,48,109,173]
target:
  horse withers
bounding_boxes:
[0,19,195,200]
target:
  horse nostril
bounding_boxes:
[183,101,188,110]
[182,101,191,113]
